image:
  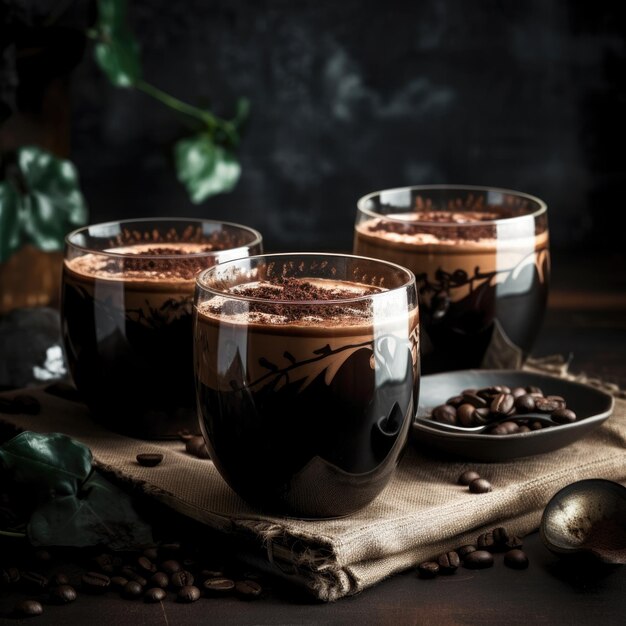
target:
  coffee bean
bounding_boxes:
[137,556,157,574]
[145,587,167,602]
[50,584,77,604]
[159,543,182,559]
[417,561,439,579]
[14,599,43,616]
[235,579,262,599]
[491,393,515,416]
[143,547,159,561]
[552,408,577,424]
[20,571,48,590]
[515,394,536,413]
[432,404,457,425]
[110,576,129,590]
[477,531,495,551]
[517,425,531,433]
[446,395,464,408]
[50,573,70,587]
[123,581,144,599]
[505,536,524,550]
[529,420,544,430]
[149,572,169,589]
[473,407,491,424]
[457,403,476,427]
[492,527,510,551]
[437,551,460,574]
[177,585,201,603]
[185,436,210,459]
[82,571,111,593]
[504,549,529,569]
[161,560,181,575]
[170,570,194,589]
[469,478,492,494]
[525,386,543,395]
[457,545,477,558]
[203,577,235,594]
[458,470,481,486]
[462,393,488,408]
[546,395,566,408]
[34,549,52,562]
[535,398,560,413]
[198,569,226,583]
[511,387,527,398]
[120,567,147,587]
[491,421,519,435]
[463,550,494,569]
[136,453,163,467]
[92,553,116,574]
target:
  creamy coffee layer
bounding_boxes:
[355,213,550,304]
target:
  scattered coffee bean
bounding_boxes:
[92,553,115,574]
[150,572,169,589]
[504,549,529,569]
[123,581,144,599]
[82,571,111,593]
[145,587,167,603]
[20,571,48,591]
[469,478,492,494]
[535,398,560,413]
[1,567,20,584]
[505,536,524,550]
[136,453,164,467]
[177,585,201,603]
[110,576,129,591]
[458,470,481,486]
[185,436,211,459]
[49,584,77,604]
[161,560,181,575]
[203,577,235,595]
[137,556,157,574]
[120,567,147,587]
[437,551,460,574]
[463,550,494,569]
[457,545,477,558]
[14,599,43,617]
[235,579,262,599]
[143,547,159,561]
[170,570,194,589]
[492,527,510,551]
[50,573,70,587]
[477,531,495,551]
[417,561,439,579]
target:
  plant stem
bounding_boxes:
[0,529,26,538]
[136,80,217,129]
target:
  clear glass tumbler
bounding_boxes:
[194,253,419,518]
[62,218,262,438]
[354,185,549,373]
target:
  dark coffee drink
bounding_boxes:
[194,254,419,518]
[62,219,262,438]
[354,186,550,373]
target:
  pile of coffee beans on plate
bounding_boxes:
[1,542,264,618]
[430,385,577,434]
[417,525,529,579]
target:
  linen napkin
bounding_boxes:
[0,366,624,602]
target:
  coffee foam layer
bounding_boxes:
[65,243,215,286]
[197,278,396,329]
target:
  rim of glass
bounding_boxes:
[196,252,417,306]
[356,184,547,226]
[65,217,263,260]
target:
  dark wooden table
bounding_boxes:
[1,254,625,625]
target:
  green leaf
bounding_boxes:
[94,0,141,87]
[174,133,241,203]
[17,147,88,252]
[28,472,153,550]
[0,181,21,263]
[0,432,92,497]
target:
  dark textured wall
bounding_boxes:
[71,0,626,253]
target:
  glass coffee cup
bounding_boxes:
[62,218,262,438]
[354,185,549,373]
[194,253,419,518]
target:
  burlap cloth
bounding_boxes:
[1,359,625,602]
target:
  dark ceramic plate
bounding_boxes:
[412,370,614,461]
